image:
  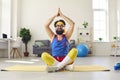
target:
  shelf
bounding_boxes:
[77,27,93,53]
[78,27,92,43]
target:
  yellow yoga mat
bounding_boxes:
[1,65,110,72]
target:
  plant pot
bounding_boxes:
[24,52,29,57]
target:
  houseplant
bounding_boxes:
[82,21,88,28]
[113,36,117,41]
[99,37,103,41]
[20,28,31,57]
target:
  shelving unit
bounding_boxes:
[111,40,120,56]
[77,27,93,54]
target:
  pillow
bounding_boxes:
[35,42,44,47]
[69,40,75,45]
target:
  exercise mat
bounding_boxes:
[1,65,110,72]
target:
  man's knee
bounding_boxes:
[67,48,78,61]
[41,52,48,60]
[41,52,55,66]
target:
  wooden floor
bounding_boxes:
[0,56,120,80]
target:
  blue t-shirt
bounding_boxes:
[51,35,69,57]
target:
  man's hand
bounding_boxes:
[57,8,61,16]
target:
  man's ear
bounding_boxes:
[63,29,67,34]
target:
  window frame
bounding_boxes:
[93,0,109,42]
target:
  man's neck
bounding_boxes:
[56,34,63,40]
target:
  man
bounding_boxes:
[41,8,78,72]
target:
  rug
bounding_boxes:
[1,65,110,72]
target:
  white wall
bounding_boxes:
[3,0,120,56]
[92,42,112,56]
[18,0,93,56]
[11,0,21,38]
[117,0,120,36]
[0,0,119,56]
[0,0,1,35]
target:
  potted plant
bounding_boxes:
[82,21,88,28]
[113,36,117,41]
[20,28,31,57]
[99,37,103,41]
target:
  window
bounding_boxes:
[93,0,108,41]
[0,0,11,38]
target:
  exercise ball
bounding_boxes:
[76,44,89,57]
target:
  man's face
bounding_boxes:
[55,22,65,35]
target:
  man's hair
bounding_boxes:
[54,19,66,27]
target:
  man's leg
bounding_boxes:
[56,48,78,70]
[41,52,59,72]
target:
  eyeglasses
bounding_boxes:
[55,25,65,28]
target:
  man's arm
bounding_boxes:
[45,15,56,39]
[60,10,75,40]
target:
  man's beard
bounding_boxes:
[56,29,64,35]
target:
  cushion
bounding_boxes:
[35,40,50,46]
[35,42,44,47]
[70,40,75,45]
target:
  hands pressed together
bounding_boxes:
[55,8,64,17]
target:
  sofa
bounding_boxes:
[33,40,76,57]
[33,40,51,57]
[69,40,76,50]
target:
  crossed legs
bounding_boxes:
[41,48,78,72]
